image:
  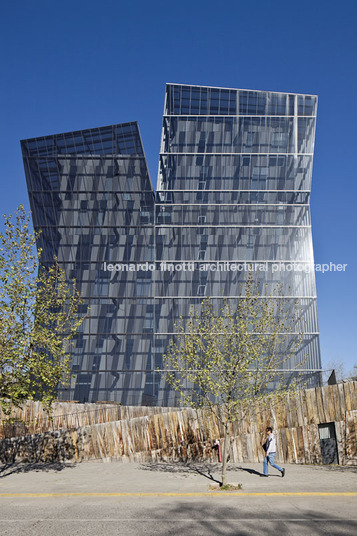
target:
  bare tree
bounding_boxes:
[162,274,306,486]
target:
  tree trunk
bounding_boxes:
[221,427,230,486]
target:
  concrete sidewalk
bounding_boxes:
[0,461,356,495]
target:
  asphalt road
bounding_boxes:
[1,495,357,535]
[0,461,356,535]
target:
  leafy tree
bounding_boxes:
[0,205,85,414]
[162,275,306,486]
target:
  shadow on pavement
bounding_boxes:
[188,463,222,485]
[139,461,275,485]
[236,466,283,477]
[150,501,357,536]
[0,461,76,478]
[310,464,357,474]
[236,466,264,477]
[140,461,221,481]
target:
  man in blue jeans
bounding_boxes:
[261,427,285,477]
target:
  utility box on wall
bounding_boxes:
[318,422,338,464]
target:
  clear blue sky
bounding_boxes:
[1,0,356,373]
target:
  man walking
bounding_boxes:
[261,427,285,477]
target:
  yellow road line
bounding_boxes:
[0,492,357,498]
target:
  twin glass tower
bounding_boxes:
[22,84,321,405]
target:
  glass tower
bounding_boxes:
[22,84,322,405]
[155,84,321,404]
[22,123,155,404]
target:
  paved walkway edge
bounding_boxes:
[1,492,357,498]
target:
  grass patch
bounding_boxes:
[209,483,243,491]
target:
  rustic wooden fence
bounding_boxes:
[0,402,180,439]
[1,382,356,465]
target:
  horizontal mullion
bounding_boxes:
[155,331,319,335]
[25,155,147,160]
[153,297,317,300]
[156,189,311,192]
[155,203,310,207]
[156,224,311,228]
[163,114,316,118]
[160,152,314,156]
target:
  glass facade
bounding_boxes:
[155,84,321,404]
[22,84,322,405]
[22,123,156,404]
